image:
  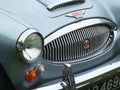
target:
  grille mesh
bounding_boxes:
[43,25,114,63]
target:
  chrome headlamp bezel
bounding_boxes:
[16,29,44,64]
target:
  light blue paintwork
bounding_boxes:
[0,0,120,90]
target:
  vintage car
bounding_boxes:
[0,0,120,90]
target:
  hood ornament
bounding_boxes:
[66,10,86,19]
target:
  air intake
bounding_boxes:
[37,0,85,10]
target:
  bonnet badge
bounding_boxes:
[66,10,86,19]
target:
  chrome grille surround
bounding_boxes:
[43,19,115,63]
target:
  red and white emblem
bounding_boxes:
[66,10,86,19]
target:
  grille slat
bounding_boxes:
[43,25,114,63]
[60,37,65,60]
[68,33,72,60]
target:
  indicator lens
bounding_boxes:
[26,70,38,83]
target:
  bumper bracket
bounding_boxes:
[61,64,76,90]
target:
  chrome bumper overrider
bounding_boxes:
[32,55,120,90]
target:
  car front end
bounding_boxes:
[0,0,120,90]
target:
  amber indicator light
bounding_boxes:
[26,69,38,83]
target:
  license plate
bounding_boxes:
[78,73,120,90]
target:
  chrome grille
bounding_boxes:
[43,25,114,63]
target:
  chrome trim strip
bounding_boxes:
[47,0,85,10]
[44,18,114,45]
[32,55,120,90]
[17,29,38,43]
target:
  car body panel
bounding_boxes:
[0,0,120,90]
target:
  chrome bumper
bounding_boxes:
[32,55,120,90]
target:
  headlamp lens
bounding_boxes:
[23,33,42,61]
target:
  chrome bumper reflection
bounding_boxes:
[32,55,120,90]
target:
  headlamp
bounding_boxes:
[16,29,43,63]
